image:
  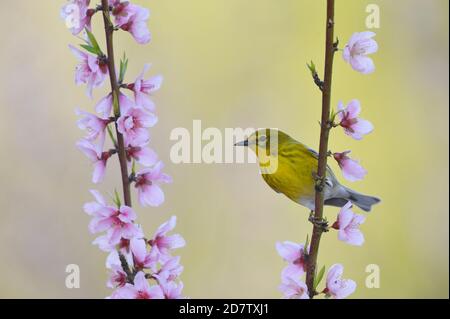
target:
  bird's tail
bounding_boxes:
[325,187,381,212]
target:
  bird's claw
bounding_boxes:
[308,212,329,232]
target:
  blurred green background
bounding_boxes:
[0,0,448,298]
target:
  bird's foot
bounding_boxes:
[308,212,329,232]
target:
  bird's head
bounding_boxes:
[234,129,292,157]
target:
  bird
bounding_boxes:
[234,129,380,212]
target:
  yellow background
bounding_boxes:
[0,0,448,298]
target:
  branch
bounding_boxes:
[100,0,134,283]
[100,0,132,207]
[118,252,134,284]
[305,0,336,298]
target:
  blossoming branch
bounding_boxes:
[61,0,186,299]
[277,0,379,299]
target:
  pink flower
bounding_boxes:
[279,277,309,299]
[128,64,163,111]
[111,271,164,299]
[84,191,137,257]
[93,235,133,257]
[92,234,115,253]
[69,45,108,98]
[276,241,307,281]
[60,0,93,35]
[76,139,112,183]
[83,189,108,215]
[87,201,142,246]
[158,279,184,299]
[106,207,142,245]
[76,109,109,148]
[110,1,151,44]
[325,264,356,299]
[148,216,186,256]
[117,107,158,146]
[95,92,134,119]
[333,151,367,182]
[126,144,158,167]
[130,237,158,270]
[343,31,378,74]
[107,264,128,289]
[337,100,373,140]
[134,161,172,207]
[332,202,365,246]
[154,256,184,282]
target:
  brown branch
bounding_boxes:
[118,252,134,283]
[305,0,336,298]
[100,0,134,283]
[100,0,132,207]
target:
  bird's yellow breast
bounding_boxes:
[260,143,317,203]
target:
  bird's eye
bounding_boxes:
[258,135,267,144]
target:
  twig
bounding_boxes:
[307,61,324,91]
[100,0,134,283]
[118,252,134,283]
[305,0,336,298]
[100,0,132,207]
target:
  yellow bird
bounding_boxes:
[235,129,380,212]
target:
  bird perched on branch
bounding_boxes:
[235,129,380,212]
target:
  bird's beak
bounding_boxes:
[234,140,248,147]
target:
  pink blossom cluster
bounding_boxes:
[332,33,377,181]
[60,0,93,35]
[109,0,151,44]
[62,0,186,298]
[108,217,185,299]
[277,31,379,299]
[332,97,373,182]
[61,0,150,43]
[329,32,377,249]
[276,241,309,299]
[83,192,185,299]
[72,27,169,207]
[276,242,356,299]
[84,192,185,298]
